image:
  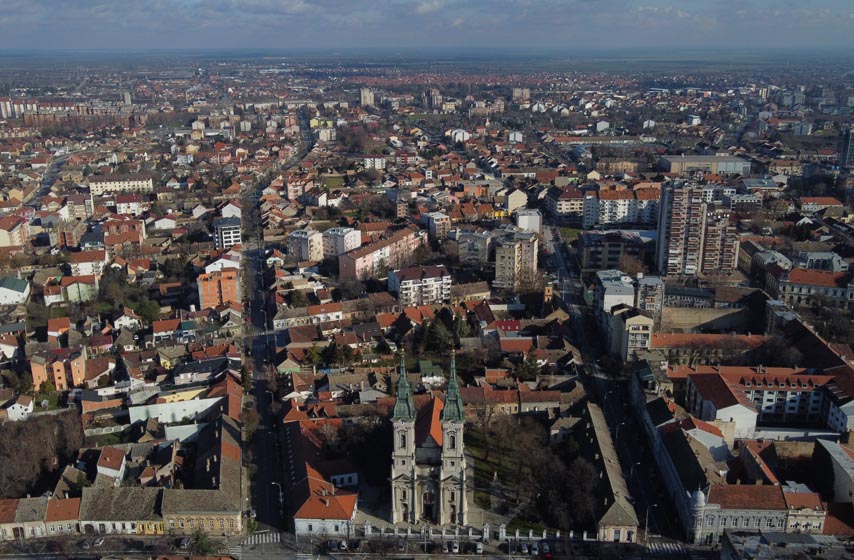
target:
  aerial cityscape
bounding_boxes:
[1,2,854,560]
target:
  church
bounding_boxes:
[390,352,467,526]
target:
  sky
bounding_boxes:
[1,0,854,52]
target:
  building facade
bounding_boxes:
[391,354,467,526]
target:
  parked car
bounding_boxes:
[93,537,105,548]
[531,542,539,555]
[80,540,92,550]
[476,541,484,554]
[178,537,191,550]
[452,541,460,553]
[339,540,348,551]
[442,541,449,554]
[520,542,529,554]
[397,540,406,552]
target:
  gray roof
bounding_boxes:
[587,403,639,528]
[0,277,28,294]
[15,497,48,523]
[79,487,162,522]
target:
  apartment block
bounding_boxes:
[388,265,452,307]
[287,229,323,262]
[213,217,241,250]
[87,175,155,196]
[321,227,361,258]
[197,269,241,310]
[455,230,492,264]
[338,228,427,281]
[656,184,739,277]
[544,186,584,224]
[577,230,655,274]
[493,231,538,290]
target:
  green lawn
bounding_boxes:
[466,428,517,510]
[320,175,345,188]
[49,306,69,319]
[37,391,62,410]
[559,227,581,243]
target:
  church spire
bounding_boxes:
[441,350,464,422]
[392,352,415,421]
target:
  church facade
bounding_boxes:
[390,353,467,526]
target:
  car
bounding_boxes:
[397,540,406,552]
[339,540,348,551]
[531,543,539,555]
[442,541,449,554]
[80,540,92,550]
[452,541,460,554]
[247,508,257,519]
[93,537,105,548]
[178,537,191,550]
[520,542,529,554]
[476,541,484,554]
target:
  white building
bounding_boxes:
[88,176,154,196]
[388,265,452,307]
[4,395,33,421]
[515,209,542,235]
[0,277,30,305]
[322,227,361,258]
[213,217,241,250]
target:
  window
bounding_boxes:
[219,519,224,529]
[189,519,195,529]
[335,525,340,532]
[169,519,175,529]
[613,529,621,541]
[209,519,215,529]
[308,524,313,532]
[765,518,773,528]
[179,519,185,529]
[66,523,72,531]
[229,519,235,529]
[49,526,55,533]
[777,518,784,528]
[449,434,456,449]
[399,433,406,449]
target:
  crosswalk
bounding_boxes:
[646,542,688,557]
[244,531,283,546]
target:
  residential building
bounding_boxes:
[4,395,33,421]
[455,230,492,265]
[504,188,527,213]
[0,277,30,305]
[767,268,854,308]
[544,186,584,224]
[577,230,655,274]
[592,269,636,333]
[792,251,848,272]
[0,216,29,247]
[360,88,374,107]
[198,269,241,310]
[493,231,538,290]
[610,305,654,360]
[68,250,108,278]
[321,227,361,258]
[656,184,739,277]
[388,265,452,307]
[287,229,323,262]
[635,274,665,329]
[213,217,241,250]
[87,175,154,196]
[423,212,451,240]
[799,197,843,214]
[338,228,427,280]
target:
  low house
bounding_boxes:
[0,277,30,305]
[4,395,33,421]
[44,498,81,537]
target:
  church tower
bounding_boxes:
[439,352,467,525]
[391,353,416,524]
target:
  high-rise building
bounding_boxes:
[493,231,538,290]
[197,269,241,310]
[287,229,323,262]
[656,184,739,277]
[841,128,854,169]
[360,88,374,107]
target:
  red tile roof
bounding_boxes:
[707,483,786,510]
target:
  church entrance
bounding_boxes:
[422,492,434,521]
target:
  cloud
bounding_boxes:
[0,0,851,49]
[416,0,445,15]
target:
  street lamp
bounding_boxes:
[644,504,658,546]
[271,481,284,515]
[629,461,641,487]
